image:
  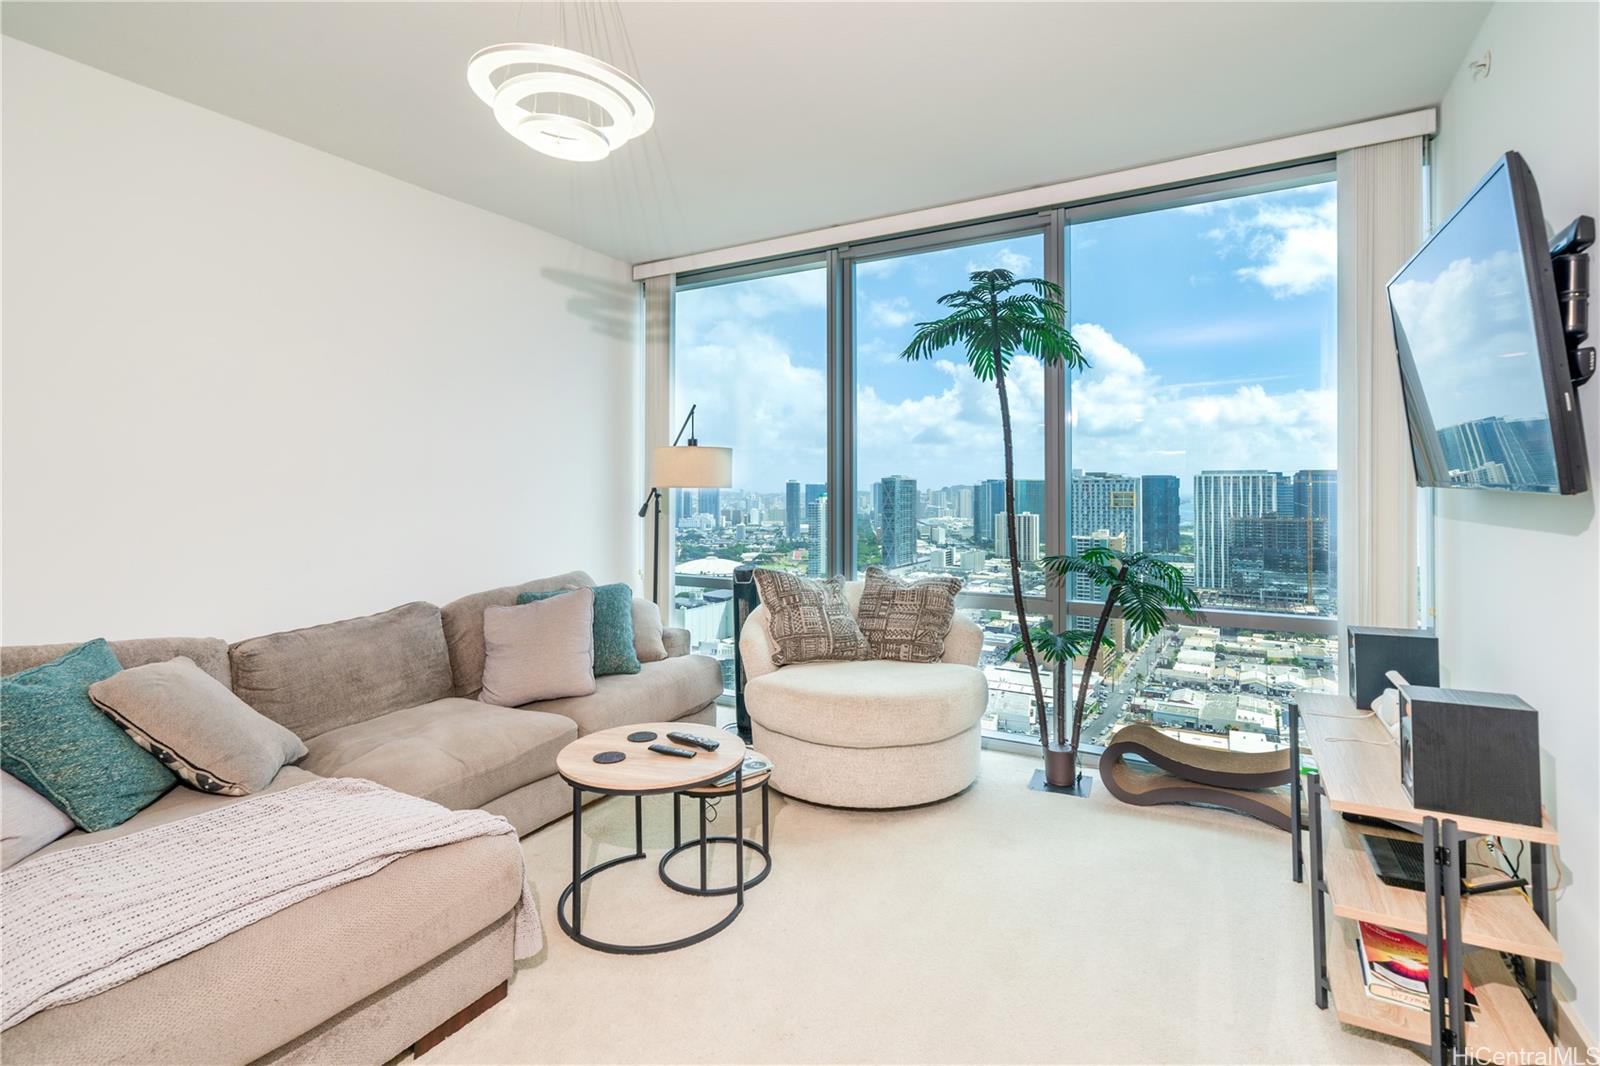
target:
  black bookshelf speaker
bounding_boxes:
[1347,625,1439,708]
[1399,686,1542,826]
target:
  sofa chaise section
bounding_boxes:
[0,765,525,1066]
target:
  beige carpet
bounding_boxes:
[413,750,1419,1065]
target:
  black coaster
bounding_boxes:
[593,751,626,764]
[627,731,658,743]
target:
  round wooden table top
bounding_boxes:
[556,722,746,794]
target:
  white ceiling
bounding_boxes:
[2,1,1490,265]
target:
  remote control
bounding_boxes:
[667,731,719,751]
[648,743,696,758]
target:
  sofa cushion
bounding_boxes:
[1,772,75,870]
[229,603,453,740]
[745,660,989,748]
[632,598,668,662]
[298,698,576,810]
[88,657,308,796]
[2,636,232,689]
[439,571,595,697]
[1,640,177,832]
[529,654,723,735]
[480,593,596,707]
[519,583,640,677]
[6,764,523,1065]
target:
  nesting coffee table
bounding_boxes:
[555,721,757,954]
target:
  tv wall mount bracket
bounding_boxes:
[1551,214,1594,387]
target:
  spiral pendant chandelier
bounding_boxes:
[467,8,655,164]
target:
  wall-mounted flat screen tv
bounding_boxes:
[1388,151,1588,495]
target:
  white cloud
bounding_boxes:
[965,247,1036,275]
[1203,190,1337,298]
[868,296,917,329]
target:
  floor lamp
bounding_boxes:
[638,404,733,606]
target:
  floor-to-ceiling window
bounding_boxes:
[667,164,1343,746]
[670,260,828,691]
[1063,172,1339,751]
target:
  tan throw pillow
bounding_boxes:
[480,587,596,707]
[752,569,869,666]
[857,566,964,663]
[631,597,669,663]
[87,657,309,796]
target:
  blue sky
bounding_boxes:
[674,180,1338,495]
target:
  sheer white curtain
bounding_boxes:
[1336,137,1424,640]
[642,274,675,618]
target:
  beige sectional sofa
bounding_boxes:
[1,570,722,1065]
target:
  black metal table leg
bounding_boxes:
[1531,842,1554,1034]
[735,763,745,905]
[1442,821,1465,1066]
[658,776,773,896]
[1308,771,1328,1009]
[571,787,582,938]
[699,797,708,891]
[557,789,745,954]
[673,792,681,849]
[1424,816,1445,1066]
[1290,702,1303,883]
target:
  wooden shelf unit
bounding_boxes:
[1291,692,1561,1066]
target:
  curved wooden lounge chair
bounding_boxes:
[1100,723,1297,831]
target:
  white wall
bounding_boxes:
[1430,1,1599,1037]
[1,38,640,643]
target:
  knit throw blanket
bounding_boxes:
[1,778,541,1030]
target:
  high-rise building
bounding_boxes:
[1193,471,1279,592]
[1292,470,1337,531]
[973,479,1006,547]
[1226,513,1332,609]
[807,494,829,577]
[1069,529,1128,652]
[1275,475,1296,515]
[805,483,826,511]
[1140,475,1181,554]
[954,485,974,521]
[784,480,802,539]
[696,488,721,527]
[973,478,1039,547]
[1071,472,1140,551]
[994,511,1041,564]
[878,475,918,569]
[1015,480,1045,525]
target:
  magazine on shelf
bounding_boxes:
[1355,922,1477,1021]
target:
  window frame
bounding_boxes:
[670,159,1348,745]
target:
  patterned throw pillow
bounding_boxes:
[857,566,964,663]
[752,569,869,666]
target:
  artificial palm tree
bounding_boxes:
[1004,621,1109,780]
[901,268,1087,762]
[1042,545,1201,783]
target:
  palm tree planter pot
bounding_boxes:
[1031,741,1091,797]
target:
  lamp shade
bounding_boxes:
[651,445,733,488]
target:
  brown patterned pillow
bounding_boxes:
[752,569,869,666]
[857,566,964,663]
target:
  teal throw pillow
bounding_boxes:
[518,583,641,677]
[1,639,177,831]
